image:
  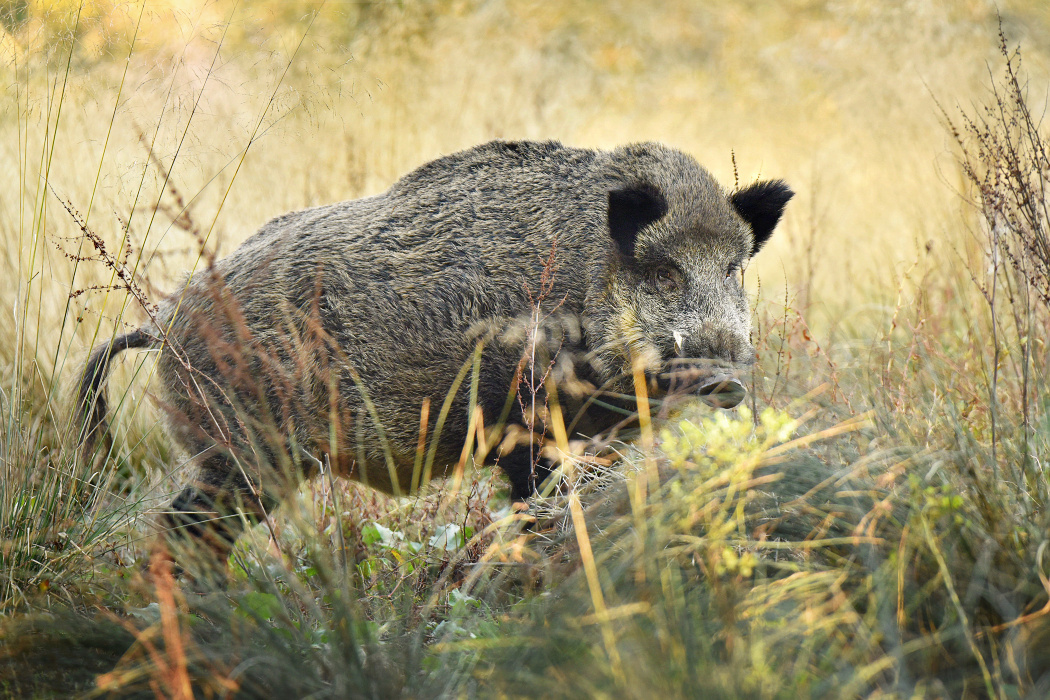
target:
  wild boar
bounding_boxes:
[76,140,792,570]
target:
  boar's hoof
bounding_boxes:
[696,374,747,409]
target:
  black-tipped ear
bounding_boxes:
[730,180,794,255]
[608,185,668,258]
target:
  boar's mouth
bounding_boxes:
[694,374,747,409]
[651,360,748,410]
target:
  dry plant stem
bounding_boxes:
[568,492,625,689]
[988,228,1002,478]
[442,405,481,514]
[944,26,1050,486]
[574,601,652,626]
[411,397,431,496]
[47,4,145,422]
[922,519,998,699]
[518,235,568,491]
[768,280,793,406]
[630,359,656,588]
[797,162,826,316]
[96,552,198,700]
[73,5,242,455]
[70,10,322,523]
[981,540,1050,635]
[760,410,871,460]
[16,14,80,454]
[540,375,572,495]
[443,347,488,505]
[323,453,349,575]
[422,348,478,487]
[153,559,193,700]
[458,510,538,594]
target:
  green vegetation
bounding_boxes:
[3,1,1050,697]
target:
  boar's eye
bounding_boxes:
[654,266,679,293]
[725,263,740,281]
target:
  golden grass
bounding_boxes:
[3,5,1050,693]
[6,8,1050,696]
[0,0,1043,576]
[5,1,1048,334]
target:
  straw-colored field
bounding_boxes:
[4,1,1050,697]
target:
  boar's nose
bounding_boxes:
[674,326,753,366]
[696,373,747,409]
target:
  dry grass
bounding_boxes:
[6,0,1047,324]
[3,1,1050,697]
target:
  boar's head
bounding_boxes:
[590,147,793,409]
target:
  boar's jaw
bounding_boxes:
[696,374,747,409]
[651,360,748,409]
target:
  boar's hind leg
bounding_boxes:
[500,444,555,502]
[157,455,275,580]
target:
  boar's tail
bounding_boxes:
[76,328,155,452]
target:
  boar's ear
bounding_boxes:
[730,180,794,255]
[608,184,668,258]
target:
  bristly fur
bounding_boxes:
[77,140,792,574]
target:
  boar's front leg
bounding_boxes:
[499,443,555,502]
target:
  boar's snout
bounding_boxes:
[652,327,754,409]
[655,359,749,409]
[696,373,747,409]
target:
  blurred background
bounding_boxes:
[5,0,1048,343]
